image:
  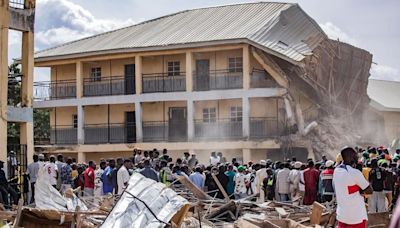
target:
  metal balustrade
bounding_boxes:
[142,121,187,142]
[194,118,243,140]
[249,117,280,139]
[83,76,135,97]
[193,70,243,91]
[33,80,76,101]
[250,69,278,88]
[142,73,186,93]
[49,125,77,145]
[84,123,136,144]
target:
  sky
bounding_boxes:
[7,0,400,82]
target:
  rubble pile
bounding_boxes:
[0,173,391,227]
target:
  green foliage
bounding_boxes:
[33,109,50,141]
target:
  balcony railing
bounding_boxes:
[250,69,278,88]
[249,117,279,139]
[193,70,243,91]
[83,76,135,97]
[9,0,24,8]
[142,121,187,142]
[50,125,77,145]
[194,119,242,140]
[142,73,186,93]
[84,123,136,144]
[34,80,76,101]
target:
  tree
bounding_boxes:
[33,109,50,144]
[7,63,21,143]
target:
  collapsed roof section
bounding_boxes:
[34,2,326,64]
[101,173,189,228]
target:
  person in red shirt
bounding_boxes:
[84,161,96,197]
[303,160,320,205]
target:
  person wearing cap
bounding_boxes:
[303,160,319,205]
[44,155,59,188]
[288,161,302,201]
[320,160,335,202]
[182,152,190,165]
[255,160,268,203]
[0,160,18,207]
[234,165,248,199]
[333,147,372,228]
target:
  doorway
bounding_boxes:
[168,107,187,141]
[125,111,136,143]
[195,59,210,91]
[124,64,135,94]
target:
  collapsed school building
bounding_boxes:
[32,2,374,162]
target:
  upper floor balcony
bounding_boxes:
[83,75,135,97]
[193,69,243,91]
[142,72,186,93]
[33,79,76,101]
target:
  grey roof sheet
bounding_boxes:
[368,79,400,111]
[35,2,326,62]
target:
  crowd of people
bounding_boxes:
[1,146,400,227]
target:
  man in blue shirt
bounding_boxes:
[102,159,116,194]
[189,166,205,190]
[140,159,159,182]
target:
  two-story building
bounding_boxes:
[32,2,372,163]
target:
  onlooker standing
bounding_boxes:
[255,160,268,203]
[140,159,159,182]
[113,158,123,194]
[333,147,372,228]
[84,161,96,197]
[225,165,236,197]
[60,157,73,193]
[276,162,291,201]
[0,160,18,207]
[44,155,58,188]
[190,166,205,190]
[102,159,116,195]
[188,153,198,170]
[117,159,131,194]
[369,158,387,212]
[55,154,65,190]
[303,160,319,205]
[320,160,335,202]
[216,165,229,199]
[27,154,40,203]
[288,161,302,200]
[94,160,106,197]
[234,166,248,199]
[160,161,174,186]
[210,152,220,166]
[134,150,142,165]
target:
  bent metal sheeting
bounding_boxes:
[101,173,189,228]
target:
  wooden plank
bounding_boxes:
[14,199,24,227]
[237,218,263,228]
[176,175,211,200]
[275,207,289,218]
[170,204,191,227]
[310,201,326,225]
[211,173,230,202]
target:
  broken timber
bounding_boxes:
[176,175,212,200]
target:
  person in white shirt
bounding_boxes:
[27,154,40,203]
[234,166,248,199]
[94,160,106,197]
[209,152,220,166]
[43,155,58,188]
[288,161,302,200]
[255,160,268,203]
[333,147,372,228]
[117,159,132,195]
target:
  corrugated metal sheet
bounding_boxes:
[368,79,400,111]
[35,2,326,62]
[101,173,189,228]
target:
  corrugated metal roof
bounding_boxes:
[101,173,189,228]
[35,2,327,63]
[368,79,400,111]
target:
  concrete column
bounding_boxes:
[186,51,193,92]
[187,99,194,141]
[0,0,9,163]
[77,105,85,144]
[242,97,250,139]
[135,56,142,94]
[242,148,251,164]
[76,61,83,98]
[135,102,143,142]
[77,152,86,163]
[243,45,250,90]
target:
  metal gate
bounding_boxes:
[6,144,28,204]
